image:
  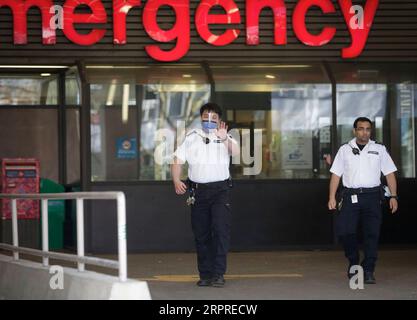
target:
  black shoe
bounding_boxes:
[196,278,212,287]
[211,275,225,287]
[364,272,376,284]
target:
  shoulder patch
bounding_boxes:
[340,143,349,149]
[186,130,198,137]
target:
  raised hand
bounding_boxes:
[216,121,228,140]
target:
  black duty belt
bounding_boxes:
[187,179,231,189]
[343,186,381,194]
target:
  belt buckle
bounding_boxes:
[359,188,363,193]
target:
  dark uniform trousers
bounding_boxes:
[336,191,382,273]
[191,182,232,279]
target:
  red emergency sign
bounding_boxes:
[0,0,379,61]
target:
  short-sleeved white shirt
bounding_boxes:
[330,138,397,188]
[174,129,237,183]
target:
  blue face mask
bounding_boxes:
[202,120,217,131]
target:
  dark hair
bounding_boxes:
[200,102,222,118]
[353,117,372,129]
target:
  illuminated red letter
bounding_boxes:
[113,0,142,44]
[143,0,190,61]
[196,0,241,46]
[63,0,107,46]
[338,0,379,58]
[0,0,55,44]
[246,0,286,45]
[293,0,336,46]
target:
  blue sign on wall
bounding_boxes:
[116,138,137,159]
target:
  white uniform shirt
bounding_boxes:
[330,138,397,188]
[174,129,237,183]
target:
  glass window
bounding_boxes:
[90,82,138,182]
[392,83,416,177]
[66,109,80,184]
[332,63,417,178]
[87,65,210,181]
[140,84,210,181]
[0,109,59,181]
[213,64,332,179]
[65,68,81,106]
[0,74,58,105]
[336,84,387,145]
[330,63,388,84]
[337,83,387,145]
[85,63,417,182]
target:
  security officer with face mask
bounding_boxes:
[171,103,240,287]
[328,117,398,284]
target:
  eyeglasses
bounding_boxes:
[355,127,372,132]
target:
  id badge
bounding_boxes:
[351,194,358,204]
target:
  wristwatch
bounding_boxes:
[389,195,399,200]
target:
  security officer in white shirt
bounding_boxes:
[171,103,239,287]
[328,117,398,284]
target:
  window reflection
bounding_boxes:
[90,83,138,182]
[0,75,58,105]
[66,109,80,184]
[86,64,417,182]
[0,109,59,181]
[90,84,210,182]
[221,84,332,179]
[213,64,332,180]
[271,85,332,179]
[65,68,81,106]
[394,83,416,177]
[336,84,387,145]
[139,84,210,181]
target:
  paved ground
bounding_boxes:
[115,248,417,300]
[2,247,416,300]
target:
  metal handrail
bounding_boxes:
[0,192,127,282]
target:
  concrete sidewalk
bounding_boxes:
[120,249,417,300]
[2,248,416,299]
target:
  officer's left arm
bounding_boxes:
[381,145,398,214]
[386,173,398,214]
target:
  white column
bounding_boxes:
[76,198,85,272]
[41,199,49,266]
[117,193,127,282]
[11,199,19,260]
